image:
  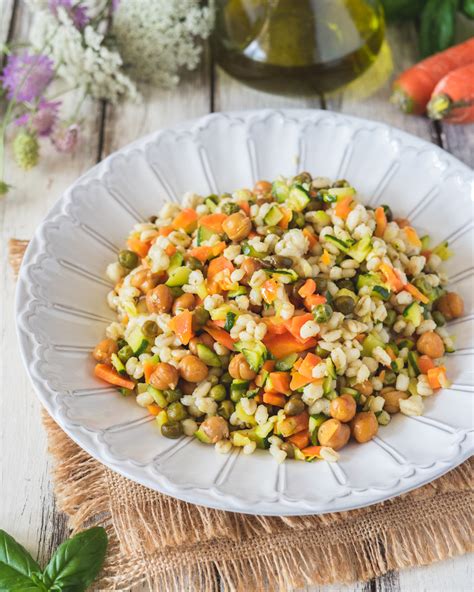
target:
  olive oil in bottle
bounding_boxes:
[213,0,385,95]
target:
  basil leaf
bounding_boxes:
[0,529,44,591]
[42,527,107,592]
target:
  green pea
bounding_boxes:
[161,422,183,439]
[337,279,354,291]
[306,199,325,212]
[384,371,397,385]
[333,296,355,315]
[218,400,234,419]
[193,306,210,329]
[284,396,305,417]
[222,202,240,215]
[384,309,397,327]
[313,303,333,323]
[331,179,350,188]
[118,249,139,269]
[432,310,446,327]
[167,402,187,422]
[230,389,243,403]
[316,278,328,294]
[142,320,158,340]
[169,286,184,298]
[210,384,226,402]
[280,442,295,458]
[164,388,182,404]
[293,172,312,185]
[220,372,233,385]
[264,226,284,236]
[118,345,133,363]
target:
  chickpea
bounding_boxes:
[179,355,209,383]
[172,293,196,315]
[200,416,229,444]
[188,333,215,356]
[317,419,350,451]
[149,363,179,390]
[354,381,374,397]
[92,338,118,364]
[330,394,357,423]
[228,353,257,380]
[381,390,409,414]
[240,258,263,285]
[350,411,378,443]
[130,268,160,293]
[222,212,252,242]
[394,217,410,228]
[435,292,464,320]
[253,180,272,195]
[146,284,173,314]
[416,331,445,359]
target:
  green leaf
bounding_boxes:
[419,0,457,57]
[462,0,474,17]
[380,0,427,21]
[41,527,108,592]
[0,529,44,591]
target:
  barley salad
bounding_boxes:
[92,173,464,464]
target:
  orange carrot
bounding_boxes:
[261,279,280,304]
[127,236,150,259]
[404,226,422,249]
[391,38,474,114]
[263,332,317,359]
[303,227,318,248]
[147,404,162,416]
[268,372,291,394]
[262,316,288,335]
[385,346,397,361]
[165,243,177,257]
[304,293,327,312]
[289,372,313,391]
[198,213,228,233]
[418,355,436,374]
[238,201,251,216]
[188,242,226,263]
[286,313,314,343]
[321,249,331,265]
[427,366,449,389]
[288,429,310,450]
[204,323,236,351]
[168,310,194,345]
[263,392,286,407]
[427,63,474,124]
[94,364,135,389]
[158,225,173,237]
[172,208,198,232]
[262,360,276,373]
[380,263,404,292]
[207,256,234,283]
[374,207,387,238]
[143,359,158,383]
[298,279,316,299]
[301,445,322,458]
[278,207,292,229]
[405,283,429,305]
[279,411,309,437]
[335,196,353,220]
[298,353,322,379]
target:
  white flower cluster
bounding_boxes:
[112,0,215,87]
[29,5,139,103]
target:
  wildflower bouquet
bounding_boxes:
[0,0,214,195]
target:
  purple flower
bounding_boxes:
[16,100,60,136]
[112,0,120,10]
[49,0,89,29]
[1,52,54,102]
[52,123,79,153]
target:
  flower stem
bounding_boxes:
[0,99,15,182]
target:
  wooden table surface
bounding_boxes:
[1,2,472,590]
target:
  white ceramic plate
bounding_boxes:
[16,109,474,516]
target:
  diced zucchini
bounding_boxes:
[168,252,184,275]
[264,205,283,226]
[341,387,361,402]
[408,378,418,397]
[195,428,212,444]
[266,268,299,283]
[210,304,236,321]
[322,375,334,394]
[362,332,385,356]
[197,224,218,245]
[286,184,310,212]
[325,390,338,401]
[255,421,274,439]
[326,186,356,202]
[397,338,415,350]
[235,340,267,372]
[242,242,266,258]
[224,311,237,332]
[403,302,423,328]
[420,235,431,250]
[205,198,218,212]
[196,343,222,368]
[227,285,248,298]
[147,385,168,407]
[432,240,453,261]
[119,387,134,396]
[231,431,252,447]
[166,266,191,287]
[407,350,420,377]
[326,359,336,380]
[271,180,289,203]
[136,383,149,394]
[127,326,149,356]
[230,379,249,402]
[309,413,327,445]
[413,277,443,303]
[111,353,127,375]
[235,401,257,426]
[357,272,384,291]
[372,285,391,301]
[155,409,168,429]
[325,235,351,253]
[195,281,208,300]
[275,353,299,371]
[294,447,306,461]
[312,210,331,226]
[347,236,372,263]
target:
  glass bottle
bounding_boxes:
[213,0,385,95]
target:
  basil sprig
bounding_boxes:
[0,527,107,592]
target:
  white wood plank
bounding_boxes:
[398,554,473,592]
[0,0,15,44]
[440,124,474,168]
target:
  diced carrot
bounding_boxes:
[298,279,316,299]
[94,364,135,389]
[288,429,310,450]
[405,283,429,305]
[268,372,291,395]
[165,243,177,257]
[304,293,327,312]
[262,360,276,373]
[263,392,286,407]
[404,226,422,249]
[188,241,226,263]
[293,358,303,370]
[303,227,318,248]
[301,445,322,458]
[262,316,288,335]
[261,279,280,304]
[427,366,449,389]
[147,404,162,416]
[168,310,194,345]
[380,263,404,292]
[355,333,366,343]
[263,332,317,359]
[127,236,151,259]
[254,393,263,404]
[279,412,309,438]
[238,201,251,216]
[285,313,314,343]
[385,346,397,361]
[204,323,236,351]
[335,196,353,220]
[207,256,234,283]
[143,359,158,383]
[290,372,313,390]
[418,355,436,374]
[374,206,387,238]
[278,207,292,229]
[172,208,198,233]
[321,249,331,265]
[298,353,322,379]
[198,213,228,233]
[158,225,173,237]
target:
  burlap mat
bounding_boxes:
[9,238,473,591]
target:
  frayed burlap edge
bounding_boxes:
[11,238,474,591]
